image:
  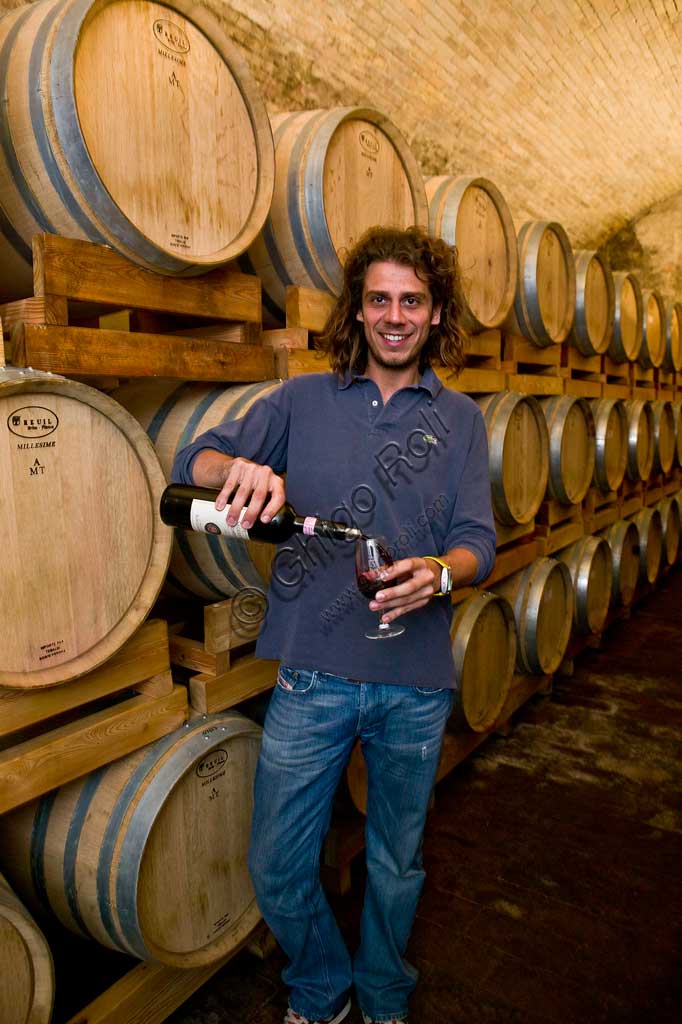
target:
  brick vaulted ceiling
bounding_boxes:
[199,0,682,278]
[2,0,681,287]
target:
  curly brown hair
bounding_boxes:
[317,225,466,377]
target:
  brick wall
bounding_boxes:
[3,0,682,294]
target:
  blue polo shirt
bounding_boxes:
[172,368,496,688]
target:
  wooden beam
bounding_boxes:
[285,285,335,332]
[0,620,172,739]
[32,234,261,322]
[14,324,277,380]
[0,686,188,814]
[189,655,277,714]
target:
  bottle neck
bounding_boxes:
[293,515,363,541]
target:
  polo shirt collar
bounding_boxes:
[338,365,443,399]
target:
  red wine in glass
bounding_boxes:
[355,536,405,639]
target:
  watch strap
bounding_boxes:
[424,555,452,596]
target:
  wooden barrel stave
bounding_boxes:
[449,592,517,733]
[538,394,596,504]
[475,390,550,525]
[570,250,615,356]
[492,558,574,675]
[0,368,171,688]
[672,401,682,467]
[114,379,281,600]
[629,507,663,584]
[247,106,428,318]
[556,535,613,635]
[0,712,263,967]
[609,270,643,363]
[0,0,274,297]
[600,519,640,608]
[624,398,655,482]
[657,497,681,566]
[589,397,628,493]
[664,301,682,372]
[504,220,575,346]
[639,290,666,369]
[0,871,54,1024]
[651,399,676,475]
[426,175,518,332]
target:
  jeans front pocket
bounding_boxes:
[276,665,318,694]
[414,685,447,696]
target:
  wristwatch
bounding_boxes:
[424,556,453,597]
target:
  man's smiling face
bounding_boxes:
[357,260,441,375]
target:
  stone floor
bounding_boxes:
[50,568,682,1023]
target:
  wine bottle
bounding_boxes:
[160,484,364,544]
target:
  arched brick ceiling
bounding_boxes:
[198,0,682,249]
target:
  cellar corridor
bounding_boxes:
[50,569,682,1024]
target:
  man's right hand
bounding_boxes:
[191,451,285,530]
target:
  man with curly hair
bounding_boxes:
[172,226,496,1024]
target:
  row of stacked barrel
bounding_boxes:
[1,3,681,1017]
[0,0,680,389]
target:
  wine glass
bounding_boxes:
[355,536,405,640]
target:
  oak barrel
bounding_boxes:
[609,270,643,363]
[449,592,517,732]
[556,535,613,635]
[538,395,596,504]
[570,250,615,356]
[651,400,676,475]
[664,301,682,372]
[589,397,628,493]
[639,290,666,369]
[426,176,518,332]
[0,872,54,1024]
[0,367,171,688]
[672,401,682,466]
[114,379,280,601]
[492,558,574,675]
[600,519,640,608]
[475,391,550,525]
[0,0,274,300]
[629,507,663,584]
[623,399,655,482]
[0,712,262,966]
[503,220,575,346]
[672,493,682,558]
[246,107,428,318]
[656,497,681,567]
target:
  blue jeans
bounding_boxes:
[248,666,454,1021]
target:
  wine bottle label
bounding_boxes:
[190,499,249,539]
[302,516,318,536]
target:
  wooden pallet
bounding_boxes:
[60,920,274,1024]
[582,487,620,532]
[501,333,564,395]
[602,355,632,399]
[631,364,656,401]
[561,346,605,398]
[656,368,675,398]
[1,234,276,383]
[644,474,665,506]
[432,330,506,393]
[619,477,645,517]
[167,596,278,714]
[535,499,585,555]
[0,620,187,815]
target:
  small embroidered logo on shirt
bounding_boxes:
[422,434,438,445]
